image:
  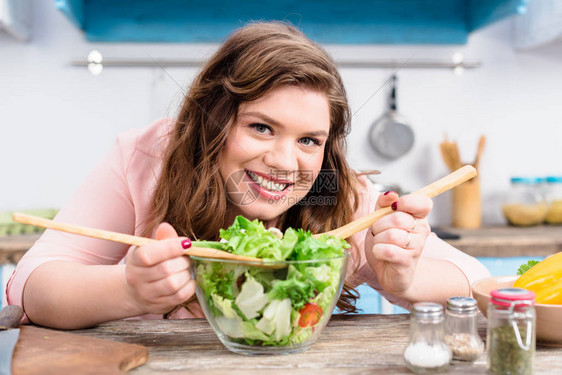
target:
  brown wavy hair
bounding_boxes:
[144,21,361,313]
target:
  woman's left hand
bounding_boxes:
[364,191,433,297]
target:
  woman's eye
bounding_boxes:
[299,137,321,146]
[250,123,272,134]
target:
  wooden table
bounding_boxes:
[70,314,562,374]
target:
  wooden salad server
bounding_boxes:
[11,213,268,264]
[319,165,477,239]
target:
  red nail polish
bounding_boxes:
[391,202,397,211]
[181,239,192,249]
[384,190,396,196]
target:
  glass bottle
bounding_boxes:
[545,176,562,224]
[403,302,451,374]
[502,177,548,226]
[444,296,484,361]
[487,288,536,375]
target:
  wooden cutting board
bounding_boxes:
[12,325,148,375]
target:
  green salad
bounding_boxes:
[193,216,350,347]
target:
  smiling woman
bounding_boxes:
[6,21,490,331]
[220,86,330,223]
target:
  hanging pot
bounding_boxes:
[369,75,415,160]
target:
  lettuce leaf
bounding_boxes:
[302,263,340,293]
[220,216,282,260]
[212,293,241,320]
[313,285,337,313]
[193,240,227,251]
[288,326,313,344]
[235,273,269,319]
[196,262,245,315]
[215,316,270,341]
[289,231,349,261]
[268,265,315,310]
[255,298,292,341]
[517,260,540,275]
[215,216,349,262]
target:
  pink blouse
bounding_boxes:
[6,119,490,321]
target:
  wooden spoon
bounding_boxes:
[473,135,486,170]
[319,165,477,239]
[11,213,276,266]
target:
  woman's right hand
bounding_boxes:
[124,223,196,315]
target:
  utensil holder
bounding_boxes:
[452,174,481,229]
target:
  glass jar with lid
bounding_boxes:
[444,296,484,361]
[502,177,548,226]
[487,288,536,375]
[545,176,562,224]
[403,302,451,374]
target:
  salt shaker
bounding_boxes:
[487,288,536,375]
[444,296,484,361]
[403,302,451,374]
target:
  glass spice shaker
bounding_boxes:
[403,302,452,374]
[545,176,562,224]
[502,177,548,226]
[487,288,536,375]
[444,296,484,361]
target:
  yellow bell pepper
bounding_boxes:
[513,251,562,305]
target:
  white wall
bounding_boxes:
[1,0,561,226]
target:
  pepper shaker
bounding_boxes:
[403,302,451,374]
[487,288,536,375]
[444,296,484,361]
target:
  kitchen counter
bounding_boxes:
[1,225,561,264]
[440,225,562,257]
[0,234,39,264]
[56,314,561,374]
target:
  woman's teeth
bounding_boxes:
[247,170,288,192]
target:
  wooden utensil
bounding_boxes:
[473,135,486,170]
[319,165,477,239]
[439,135,463,172]
[439,142,454,171]
[11,213,269,265]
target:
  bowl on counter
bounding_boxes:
[472,275,562,346]
[190,253,349,355]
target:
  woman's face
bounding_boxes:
[220,85,331,224]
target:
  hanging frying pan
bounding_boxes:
[369,75,414,160]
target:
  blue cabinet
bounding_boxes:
[55,0,527,44]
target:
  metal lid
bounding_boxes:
[546,176,562,183]
[446,296,477,313]
[490,288,536,307]
[412,302,443,318]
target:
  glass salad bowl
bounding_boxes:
[190,253,349,355]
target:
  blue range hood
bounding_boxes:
[55,0,527,44]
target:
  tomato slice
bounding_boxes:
[298,303,323,328]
